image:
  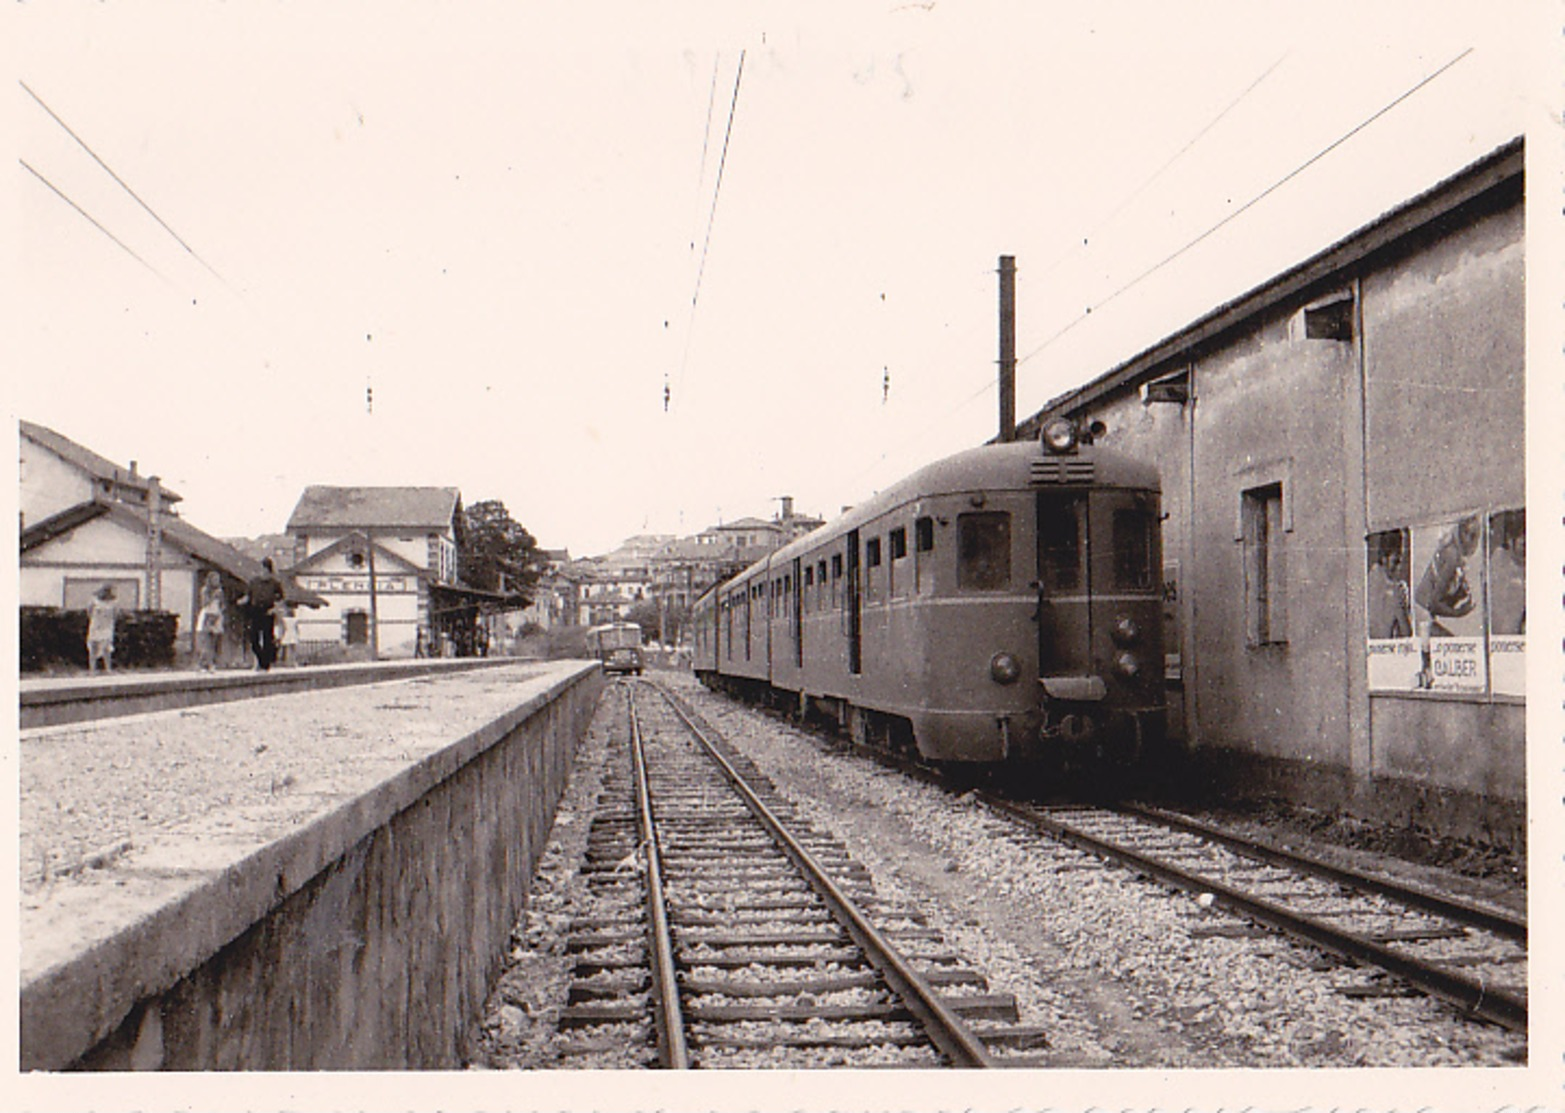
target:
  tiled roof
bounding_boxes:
[286,486,461,531]
[20,420,182,503]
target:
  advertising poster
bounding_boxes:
[1364,528,1417,691]
[1487,508,1525,697]
[1408,515,1486,694]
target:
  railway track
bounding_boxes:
[980,796,1527,1034]
[548,680,1049,1068]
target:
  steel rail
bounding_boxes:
[650,682,997,1068]
[982,794,1525,1032]
[1121,802,1526,942]
[626,685,690,1069]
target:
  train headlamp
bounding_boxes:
[1113,651,1141,678]
[1040,418,1078,454]
[1112,617,1140,646]
[989,651,1022,685]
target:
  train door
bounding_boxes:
[792,556,803,668]
[1036,491,1092,675]
[846,529,862,674]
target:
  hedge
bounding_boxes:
[20,606,179,672]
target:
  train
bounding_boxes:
[689,417,1167,780]
[586,621,645,676]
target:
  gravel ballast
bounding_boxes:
[476,673,1530,1074]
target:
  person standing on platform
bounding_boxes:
[239,558,286,671]
[85,584,118,672]
[195,570,226,672]
[274,601,300,667]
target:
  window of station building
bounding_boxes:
[957,511,1011,590]
[1112,506,1155,591]
[1242,483,1287,645]
[1037,493,1085,594]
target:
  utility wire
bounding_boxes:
[844,48,1474,493]
[670,54,725,412]
[672,49,746,411]
[1031,53,1290,287]
[20,157,168,283]
[1017,47,1473,368]
[21,80,231,289]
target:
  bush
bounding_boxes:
[19,606,178,672]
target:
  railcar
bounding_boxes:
[587,621,645,676]
[689,418,1166,778]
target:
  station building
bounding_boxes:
[284,485,505,658]
[1020,138,1524,849]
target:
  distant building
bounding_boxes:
[284,485,504,658]
[19,420,321,663]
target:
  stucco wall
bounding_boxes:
[1179,309,1359,770]
[20,440,94,527]
[1358,194,1524,805]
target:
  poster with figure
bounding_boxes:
[1487,507,1525,697]
[1364,528,1418,690]
[1409,514,1486,694]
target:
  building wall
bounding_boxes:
[1356,195,1525,815]
[1047,167,1523,846]
[19,441,94,527]
[292,555,425,658]
[20,515,200,643]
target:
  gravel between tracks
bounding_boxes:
[475,674,1527,1071]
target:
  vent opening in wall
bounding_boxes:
[1303,295,1354,341]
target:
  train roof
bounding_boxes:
[695,437,1158,602]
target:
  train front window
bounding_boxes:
[957,511,1010,590]
[1037,493,1085,593]
[1112,507,1155,590]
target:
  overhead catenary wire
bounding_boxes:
[1016,47,1473,368]
[670,49,746,412]
[21,79,232,290]
[841,47,1476,495]
[20,157,169,283]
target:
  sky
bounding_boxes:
[11,1,1548,559]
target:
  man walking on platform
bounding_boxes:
[239,558,286,671]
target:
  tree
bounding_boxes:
[625,599,662,644]
[461,499,542,602]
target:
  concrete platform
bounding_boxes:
[19,656,527,729]
[20,658,604,1071]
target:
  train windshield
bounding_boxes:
[957,511,1011,590]
[591,624,642,651]
[1112,507,1156,590]
[1037,492,1086,594]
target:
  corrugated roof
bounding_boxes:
[286,486,461,530]
[20,420,182,504]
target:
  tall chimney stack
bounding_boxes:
[998,255,1016,443]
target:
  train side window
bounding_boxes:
[957,511,1011,590]
[818,559,828,608]
[915,517,934,552]
[866,538,881,567]
[1038,493,1086,593]
[831,553,843,608]
[1112,507,1155,590]
[889,527,907,560]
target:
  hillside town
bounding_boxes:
[19,418,824,669]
